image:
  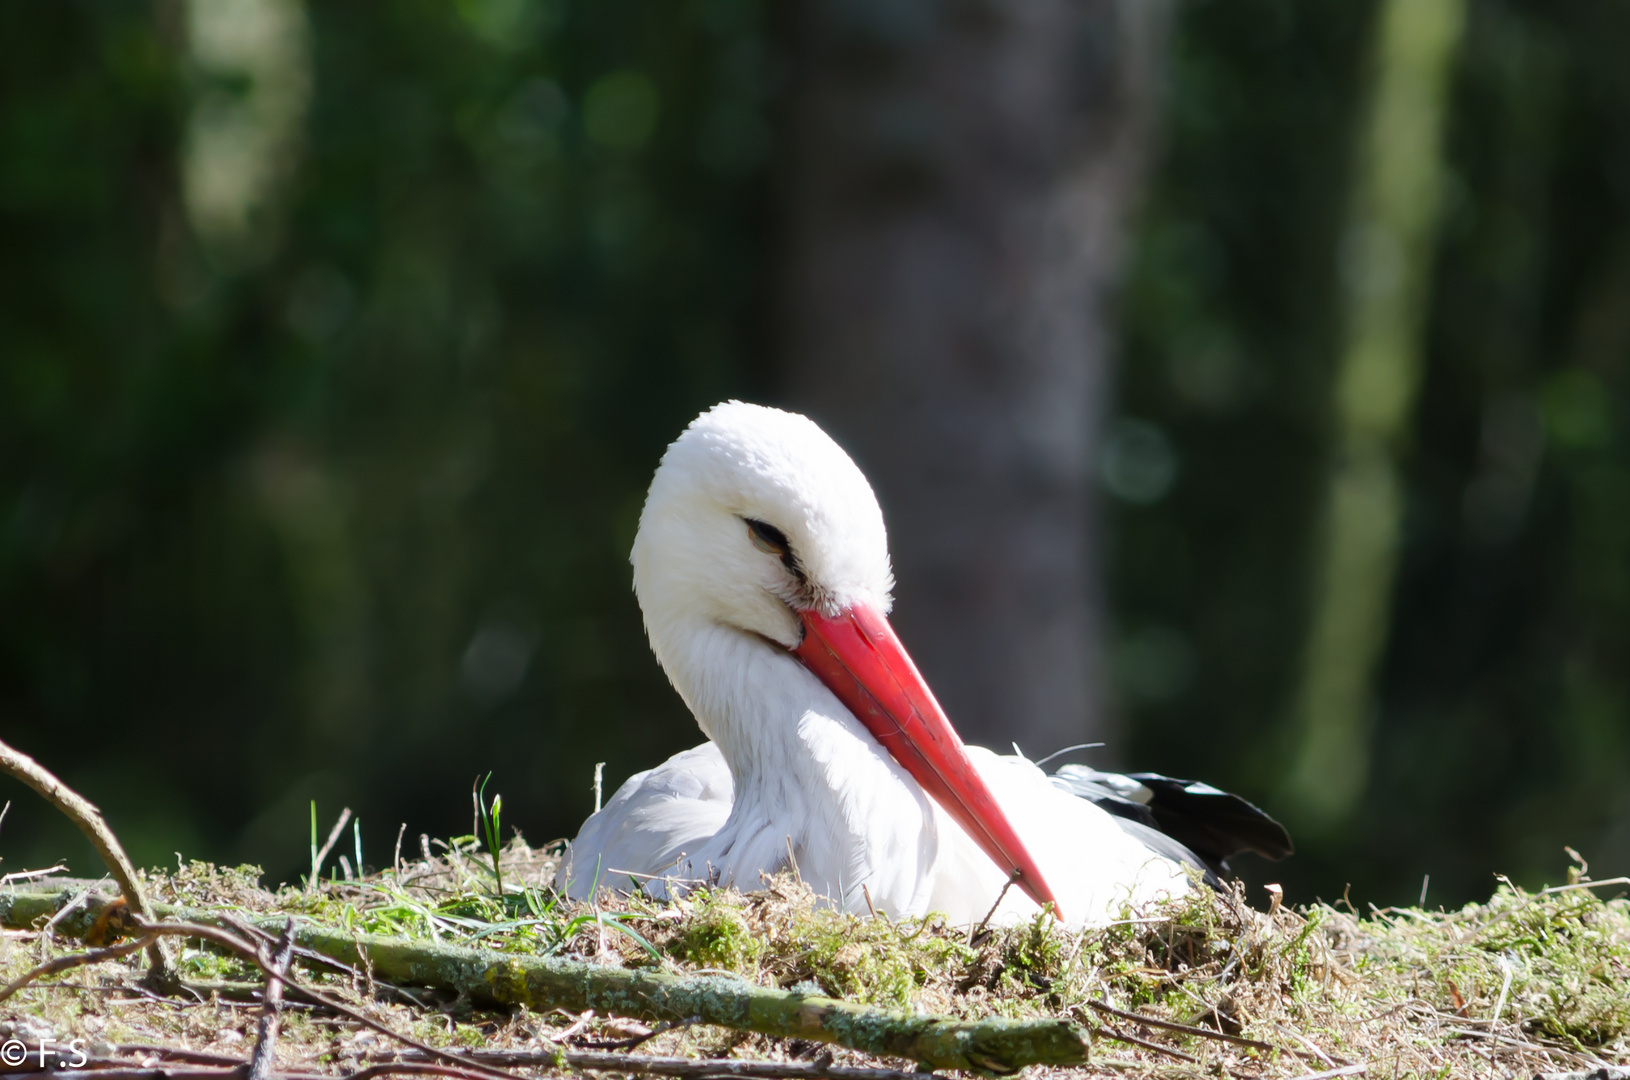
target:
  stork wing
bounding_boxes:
[556,742,733,899]
[1050,765,1293,879]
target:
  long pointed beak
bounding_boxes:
[792,601,1063,920]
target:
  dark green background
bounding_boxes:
[3,0,1626,908]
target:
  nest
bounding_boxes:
[2,837,1627,1080]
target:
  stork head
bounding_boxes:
[633,400,894,651]
[631,401,1064,920]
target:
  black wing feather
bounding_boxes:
[1050,764,1293,879]
[1126,772,1295,864]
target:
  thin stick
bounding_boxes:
[0,739,170,982]
[1490,955,1514,1026]
[44,877,109,933]
[387,1049,949,1080]
[0,934,159,1004]
[784,835,803,884]
[130,917,519,1080]
[1536,877,1630,896]
[215,911,341,971]
[1,864,67,884]
[1275,1022,1346,1068]
[347,1066,501,1080]
[1081,999,1276,1051]
[114,1046,250,1067]
[969,870,1019,944]
[247,918,296,1080]
[1284,1065,1367,1080]
[211,909,432,1009]
[309,807,354,893]
[1090,1023,1200,1064]
[582,1015,702,1052]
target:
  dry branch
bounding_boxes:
[309,807,354,893]
[1285,1065,1366,1080]
[0,739,171,982]
[1086,1023,1197,1065]
[0,933,158,1004]
[248,918,297,1080]
[1082,997,1276,1051]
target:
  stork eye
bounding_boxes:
[746,519,789,557]
[745,518,807,583]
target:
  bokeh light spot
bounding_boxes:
[583,70,661,151]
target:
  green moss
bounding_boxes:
[662,886,972,1007]
[1359,883,1630,1044]
[986,911,1069,999]
[173,944,255,982]
[671,890,766,972]
[144,860,269,908]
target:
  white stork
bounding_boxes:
[555,402,1289,927]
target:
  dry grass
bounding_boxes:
[2,838,1627,1080]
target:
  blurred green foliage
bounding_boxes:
[2,0,773,881]
[1116,0,1630,903]
[3,0,1627,908]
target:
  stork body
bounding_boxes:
[555,403,1287,927]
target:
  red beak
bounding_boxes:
[792,601,1063,920]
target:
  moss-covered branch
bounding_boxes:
[0,888,1087,1075]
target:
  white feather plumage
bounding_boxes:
[556,401,1190,926]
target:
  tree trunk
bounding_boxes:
[776,0,1169,757]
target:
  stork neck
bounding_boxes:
[652,615,838,782]
[644,609,941,916]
